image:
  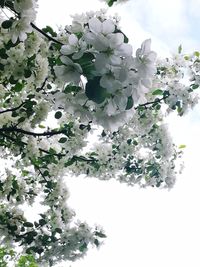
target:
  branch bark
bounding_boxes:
[0,103,25,114]
[0,127,68,137]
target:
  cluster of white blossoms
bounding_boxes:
[9,0,37,43]
[0,0,200,266]
[154,51,200,116]
[67,107,180,189]
[54,10,157,131]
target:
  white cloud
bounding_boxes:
[107,0,200,53]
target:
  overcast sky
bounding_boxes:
[36,1,200,266]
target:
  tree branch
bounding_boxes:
[135,96,168,109]
[4,1,63,45]
[0,102,25,114]
[30,23,63,45]
[0,127,68,137]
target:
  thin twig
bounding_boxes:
[135,96,168,109]
[4,1,63,45]
[0,127,68,137]
[0,102,25,114]
[30,23,63,45]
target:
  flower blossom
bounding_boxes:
[54,56,83,84]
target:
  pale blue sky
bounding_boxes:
[36,1,200,266]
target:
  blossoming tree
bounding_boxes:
[0,0,199,266]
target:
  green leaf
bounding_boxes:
[55,111,62,119]
[17,117,26,123]
[179,144,186,149]
[152,89,163,95]
[0,48,8,59]
[64,158,76,167]
[94,239,100,247]
[24,69,32,78]
[178,44,182,54]
[95,231,106,238]
[55,228,62,234]
[191,84,199,90]
[12,82,24,92]
[79,242,87,252]
[126,96,134,110]
[23,222,34,227]
[38,124,46,129]
[42,26,57,37]
[12,179,19,190]
[58,137,67,143]
[155,104,161,110]
[194,51,200,57]
[64,85,82,94]
[1,20,13,29]
[39,219,46,226]
[85,77,107,104]
[75,53,95,78]
[107,0,117,6]
[0,63,4,71]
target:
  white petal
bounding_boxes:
[105,99,117,116]
[85,32,96,44]
[100,74,120,94]
[116,43,132,57]
[61,45,75,55]
[72,50,84,60]
[88,17,102,34]
[141,78,152,88]
[141,39,151,54]
[74,63,83,73]
[93,34,109,51]
[113,94,127,111]
[69,34,78,45]
[54,65,66,79]
[102,19,115,35]
[108,33,124,48]
[60,56,73,65]
[147,51,157,62]
[94,53,109,73]
[109,54,122,65]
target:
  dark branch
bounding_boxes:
[135,96,168,109]
[4,1,63,45]
[0,102,25,114]
[1,132,97,164]
[73,155,98,163]
[30,23,63,45]
[0,127,68,137]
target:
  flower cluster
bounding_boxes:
[0,1,200,266]
[14,0,37,42]
[54,10,157,131]
[67,107,180,189]
[153,52,200,116]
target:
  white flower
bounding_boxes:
[135,39,157,78]
[14,0,35,13]
[11,17,33,43]
[88,17,115,36]
[61,34,78,55]
[54,56,83,84]
[100,73,122,94]
[85,17,132,69]
[60,34,87,59]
